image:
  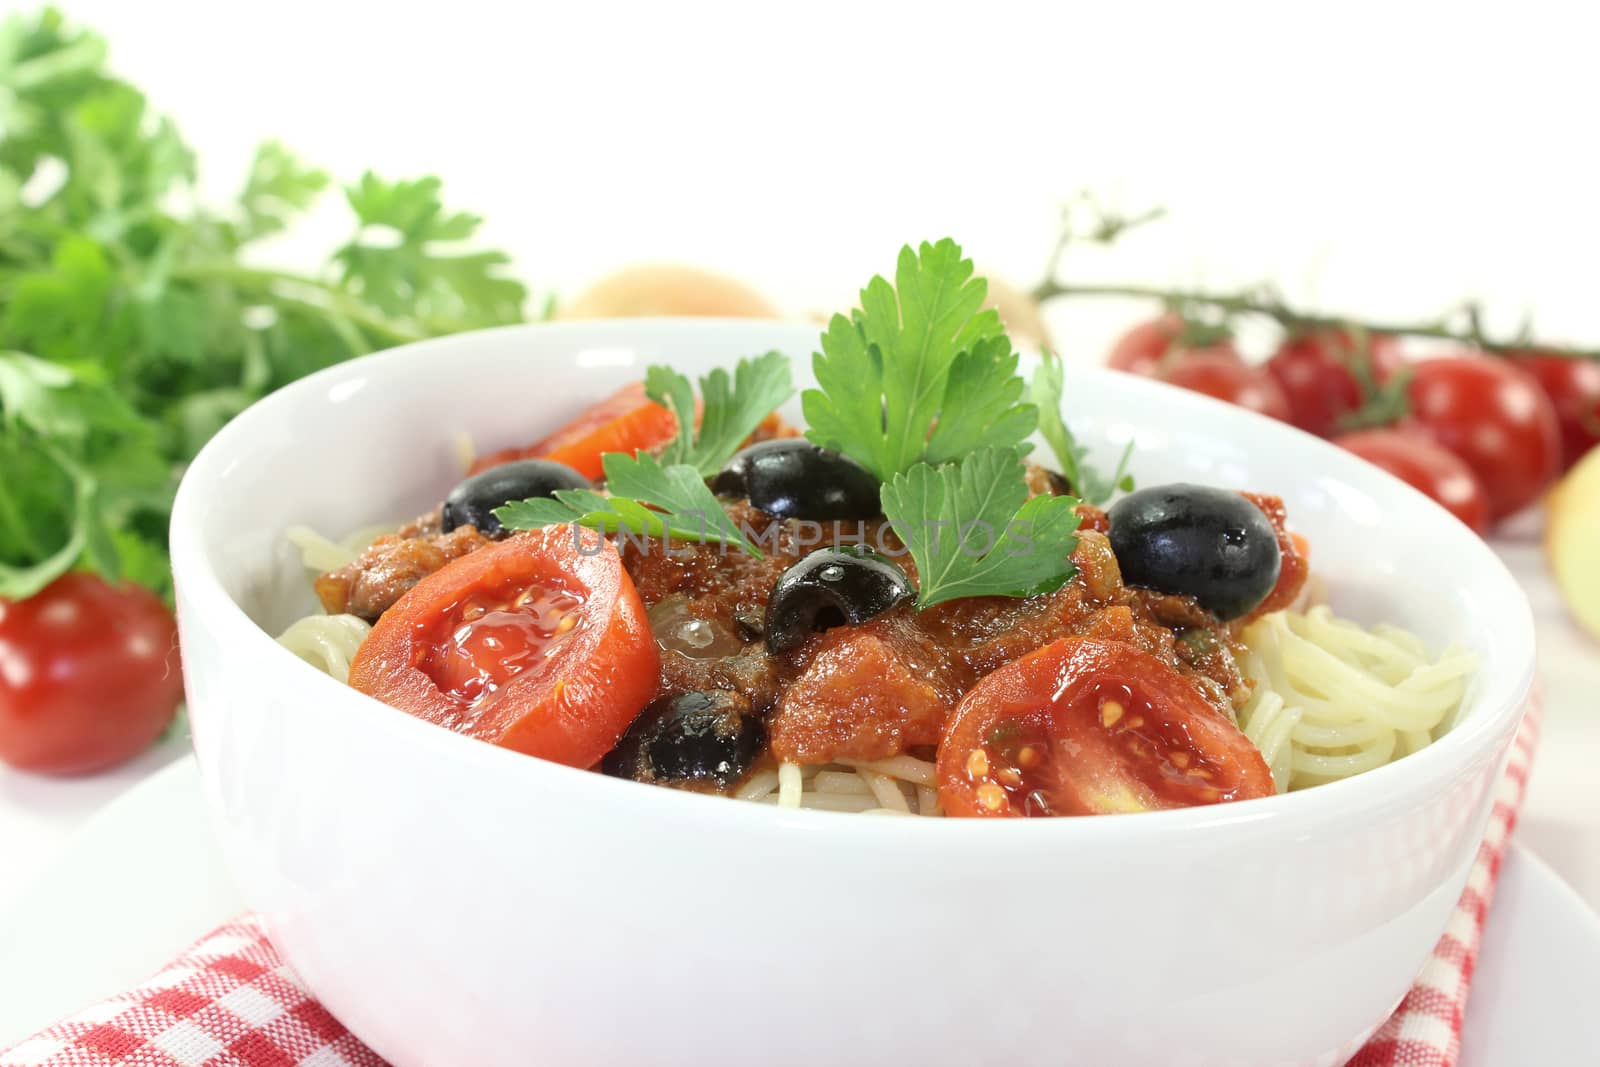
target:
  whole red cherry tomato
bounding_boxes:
[1335,428,1492,534]
[1161,352,1292,421]
[1511,351,1600,472]
[1266,330,1405,437]
[1107,313,1238,377]
[0,573,183,775]
[1406,356,1562,522]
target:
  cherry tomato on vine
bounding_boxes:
[1106,313,1238,377]
[1162,352,1292,421]
[1265,330,1405,437]
[348,527,659,769]
[1406,356,1562,523]
[1511,351,1600,472]
[0,573,182,775]
[937,637,1274,817]
[1335,428,1491,534]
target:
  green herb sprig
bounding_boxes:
[0,8,531,599]
[646,350,792,475]
[803,238,1037,481]
[498,350,793,555]
[500,239,1127,612]
[880,446,1082,608]
[1030,349,1135,506]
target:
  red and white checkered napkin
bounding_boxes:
[0,692,1543,1067]
[1348,684,1542,1067]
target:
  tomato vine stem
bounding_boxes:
[1031,280,1600,362]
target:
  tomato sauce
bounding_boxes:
[619,499,1252,766]
[331,481,1302,777]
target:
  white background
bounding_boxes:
[1,0,1598,963]
[21,0,1600,357]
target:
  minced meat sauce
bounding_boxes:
[319,478,1266,774]
[621,499,1250,765]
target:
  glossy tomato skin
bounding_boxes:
[1335,428,1491,534]
[469,380,679,481]
[348,527,659,769]
[1407,355,1562,522]
[1513,352,1600,471]
[937,637,1273,817]
[1162,353,1292,421]
[0,573,182,775]
[1106,314,1239,377]
[1266,330,1404,437]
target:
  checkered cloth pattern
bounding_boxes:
[1347,683,1542,1067]
[0,919,385,1067]
[0,690,1543,1067]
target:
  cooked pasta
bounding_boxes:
[756,758,937,815]
[276,613,372,684]
[276,528,1469,811]
[286,524,394,573]
[1237,607,1475,792]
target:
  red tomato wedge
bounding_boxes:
[937,638,1274,817]
[348,528,659,768]
[469,380,679,480]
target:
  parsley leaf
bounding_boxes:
[0,8,537,600]
[235,140,329,244]
[1030,349,1135,505]
[880,446,1082,609]
[924,334,1037,465]
[496,452,762,556]
[646,350,793,475]
[804,239,1033,481]
[335,173,527,329]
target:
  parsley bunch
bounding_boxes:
[501,239,1128,612]
[0,8,529,600]
[497,352,795,555]
[804,239,1097,607]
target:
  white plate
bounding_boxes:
[1,755,1597,1061]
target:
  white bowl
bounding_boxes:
[169,319,1535,1067]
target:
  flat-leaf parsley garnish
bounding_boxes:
[1030,349,1135,506]
[881,446,1082,609]
[497,350,791,553]
[501,239,1121,609]
[803,239,1037,481]
[495,452,762,556]
[646,350,792,475]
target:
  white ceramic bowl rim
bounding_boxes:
[169,318,1537,844]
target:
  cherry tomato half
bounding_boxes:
[1406,355,1562,523]
[348,528,659,768]
[1106,313,1239,377]
[1335,428,1491,534]
[937,637,1274,817]
[1512,351,1600,472]
[0,573,182,775]
[1265,330,1404,437]
[1162,352,1292,422]
[470,380,679,481]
